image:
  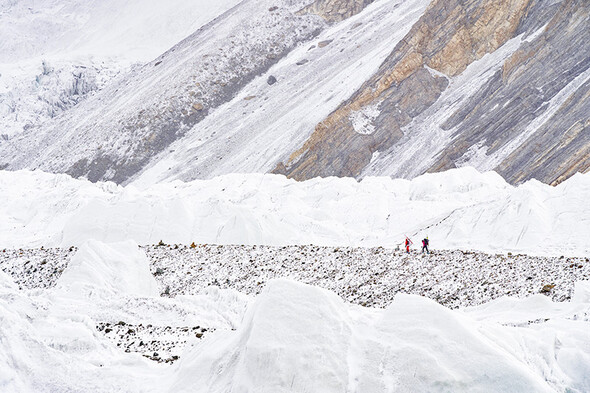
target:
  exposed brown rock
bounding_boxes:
[276,0,534,180]
[434,0,590,185]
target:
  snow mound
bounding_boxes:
[0,242,249,392]
[57,240,159,298]
[0,265,162,392]
[0,168,589,256]
[572,281,590,304]
[174,279,590,392]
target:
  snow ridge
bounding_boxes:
[1,167,589,256]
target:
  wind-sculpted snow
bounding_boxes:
[175,279,590,392]
[1,239,589,391]
[0,167,589,256]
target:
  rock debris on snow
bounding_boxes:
[1,241,589,382]
[96,322,213,363]
[2,244,588,309]
[146,244,590,309]
[0,247,74,289]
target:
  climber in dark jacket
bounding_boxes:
[422,237,429,254]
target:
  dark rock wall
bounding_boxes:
[432,0,589,184]
[497,79,590,185]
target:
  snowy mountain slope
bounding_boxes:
[1,167,589,256]
[0,0,329,182]
[0,0,242,139]
[1,0,587,186]
[132,0,431,185]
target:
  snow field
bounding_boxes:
[1,167,589,256]
[1,168,589,391]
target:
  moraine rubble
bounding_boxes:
[2,243,588,363]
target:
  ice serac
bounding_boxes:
[57,240,159,298]
[3,168,590,256]
[275,0,590,184]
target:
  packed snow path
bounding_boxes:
[2,244,588,309]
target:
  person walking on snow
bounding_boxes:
[405,237,412,253]
[422,237,429,254]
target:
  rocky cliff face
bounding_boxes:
[274,0,589,184]
[438,0,590,185]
